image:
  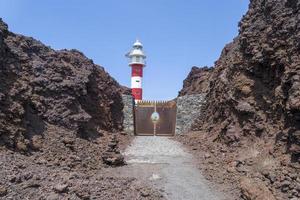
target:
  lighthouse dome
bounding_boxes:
[126,39,146,66]
[133,40,143,47]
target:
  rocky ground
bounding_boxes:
[178,67,212,97]
[0,125,163,199]
[177,131,300,200]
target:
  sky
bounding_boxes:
[0,0,249,100]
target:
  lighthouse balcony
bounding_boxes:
[129,61,146,66]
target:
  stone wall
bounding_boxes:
[175,94,206,134]
[121,94,206,135]
[122,95,134,135]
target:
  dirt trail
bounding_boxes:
[120,136,225,200]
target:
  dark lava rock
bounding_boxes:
[179,1,300,199]
[102,152,125,166]
[0,185,8,197]
[0,18,127,152]
[180,0,300,160]
[102,135,125,166]
[178,66,213,96]
[0,19,163,200]
[53,183,69,193]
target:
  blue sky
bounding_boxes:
[0,0,249,100]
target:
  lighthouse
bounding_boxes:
[126,40,146,102]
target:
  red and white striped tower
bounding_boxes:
[126,40,146,102]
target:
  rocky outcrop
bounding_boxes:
[179,0,300,199]
[178,66,213,96]
[0,18,126,152]
[0,19,165,200]
[121,86,132,95]
[181,0,300,161]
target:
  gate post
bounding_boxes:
[132,98,136,136]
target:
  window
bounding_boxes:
[136,56,141,62]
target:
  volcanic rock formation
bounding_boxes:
[179,0,300,199]
[0,19,163,199]
[0,18,126,152]
[181,0,300,162]
[178,66,213,96]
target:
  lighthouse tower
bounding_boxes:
[126,40,146,102]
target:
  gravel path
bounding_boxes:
[122,136,225,200]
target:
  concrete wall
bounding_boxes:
[122,94,134,135]
[175,94,206,135]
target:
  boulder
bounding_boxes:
[240,177,276,200]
